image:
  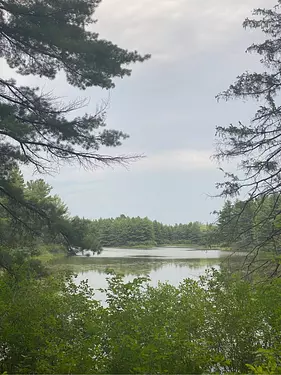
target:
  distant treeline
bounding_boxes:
[215,195,281,252]
[0,170,218,254]
[72,194,281,252]
[70,215,216,250]
[3,168,279,255]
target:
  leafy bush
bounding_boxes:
[1,268,281,373]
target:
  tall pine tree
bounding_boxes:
[0,0,149,250]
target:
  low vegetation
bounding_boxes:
[0,266,280,374]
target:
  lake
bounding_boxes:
[53,247,243,303]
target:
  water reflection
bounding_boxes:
[79,247,231,260]
[53,247,243,286]
[53,253,225,275]
[50,247,247,303]
[72,260,220,303]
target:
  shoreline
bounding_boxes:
[35,244,235,265]
[102,244,230,251]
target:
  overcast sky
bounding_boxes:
[4,0,276,224]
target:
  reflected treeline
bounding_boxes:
[51,255,245,276]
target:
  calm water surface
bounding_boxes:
[54,247,243,302]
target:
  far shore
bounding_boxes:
[102,244,232,251]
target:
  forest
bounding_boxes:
[3,168,279,257]
[0,167,214,257]
[83,216,214,249]
[215,196,281,257]
[1,0,281,373]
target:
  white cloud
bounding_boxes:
[135,149,214,172]
[95,0,274,61]
[20,149,215,190]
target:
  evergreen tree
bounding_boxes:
[215,1,281,264]
[94,216,208,248]
[0,0,149,247]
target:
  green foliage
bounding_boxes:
[0,269,103,374]
[246,349,281,374]
[215,195,281,259]
[98,270,281,374]
[95,215,215,249]
[68,216,102,253]
[0,170,105,271]
[1,267,281,374]
[215,1,281,200]
[0,0,149,173]
[0,171,69,261]
[1,0,150,89]
[214,1,281,260]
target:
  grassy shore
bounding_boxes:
[34,244,234,264]
[161,243,211,250]
[104,244,232,251]
[35,252,65,263]
[159,244,232,251]
[34,245,67,263]
[105,244,156,250]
